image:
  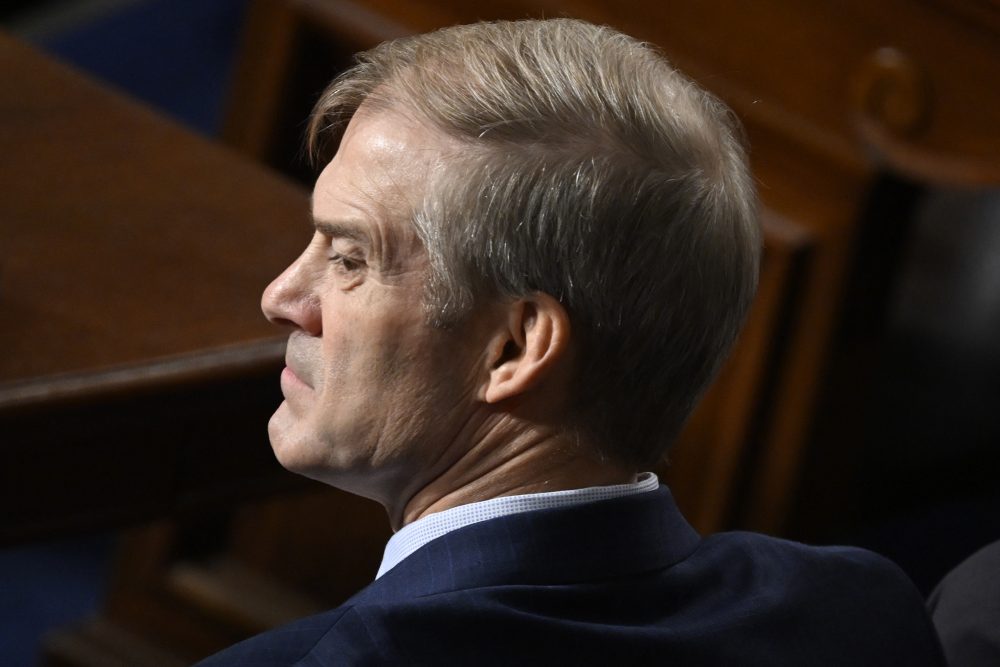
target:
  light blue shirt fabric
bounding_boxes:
[376,472,660,578]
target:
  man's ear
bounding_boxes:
[482,292,571,404]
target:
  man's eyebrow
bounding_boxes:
[312,218,372,246]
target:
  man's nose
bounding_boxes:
[261,255,322,335]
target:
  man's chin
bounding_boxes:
[267,403,310,472]
[265,419,390,502]
[266,407,341,481]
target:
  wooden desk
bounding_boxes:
[0,33,311,544]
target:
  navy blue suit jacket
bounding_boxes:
[199,487,944,665]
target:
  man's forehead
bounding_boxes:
[342,106,450,165]
[314,111,445,209]
[309,109,448,267]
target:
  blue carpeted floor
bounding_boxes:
[0,534,116,666]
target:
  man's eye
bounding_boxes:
[329,254,364,272]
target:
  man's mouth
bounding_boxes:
[283,338,316,390]
[281,365,313,391]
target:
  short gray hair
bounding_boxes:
[307,19,761,468]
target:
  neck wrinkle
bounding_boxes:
[396,415,635,530]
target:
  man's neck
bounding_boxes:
[392,415,636,531]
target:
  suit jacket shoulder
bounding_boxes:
[199,487,944,666]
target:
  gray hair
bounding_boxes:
[307,19,761,468]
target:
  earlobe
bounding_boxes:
[483,293,571,404]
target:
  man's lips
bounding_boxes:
[281,365,313,390]
[284,333,317,389]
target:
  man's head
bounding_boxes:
[308,19,759,460]
[263,19,759,514]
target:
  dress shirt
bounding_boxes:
[375,471,660,578]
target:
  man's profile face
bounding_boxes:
[260,109,484,506]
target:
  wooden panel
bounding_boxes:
[0,33,313,542]
[0,362,306,544]
[45,489,392,665]
[666,212,814,532]
[43,616,188,667]
[226,488,390,603]
[0,33,309,388]
[522,0,1000,181]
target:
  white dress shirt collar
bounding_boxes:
[376,472,660,579]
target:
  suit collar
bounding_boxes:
[351,485,700,602]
